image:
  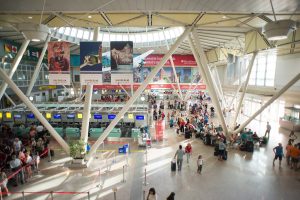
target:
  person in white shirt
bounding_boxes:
[197,155,203,174]
[264,122,271,138]
[9,154,24,186]
[13,138,22,153]
[36,125,44,133]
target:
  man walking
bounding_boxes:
[264,122,271,138]
[174,145,185,171]
[273,143,284,168]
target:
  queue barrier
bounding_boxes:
[0,150,49,199]
[0,191,90,200]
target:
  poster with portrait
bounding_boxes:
[80,42,103,85]
[48,42,70,85]
[110,41,133,85]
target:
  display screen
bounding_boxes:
[5,112,11,119]
[128,113,134,119]
[46,113,51,119]
[53,114,61,119]
[0,112,2,119]
[27,113,35,119]
[67,114,75,119]
[14,114,22,119]
[94,114,102,119]
[108,114,116,120]
[135,115,144,120]
[77,113,83,119]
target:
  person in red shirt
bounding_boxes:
[185,143,192,164]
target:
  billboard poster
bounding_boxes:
[48,42,70,85]
[110,41,133,72]
[80,42,103,85]
[144,54,197,67]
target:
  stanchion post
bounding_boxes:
[50,191,54,200]
[22,191,25,200]
[145,146,148,165]
[121,165,126,183]
[143,190,146,200]
[112,188,117,200]
[143,168,148,186]
[87,191,90,200]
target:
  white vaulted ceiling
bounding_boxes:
[0,0,299,55]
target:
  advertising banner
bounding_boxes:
[93,83,206,90]
[144,54,197,67]
[155,119,165,141]
[48,42,70,85]
[110,41,133,72]
[111,73,133,85]
[80,42,103,85]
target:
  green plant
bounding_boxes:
[69,139,86,159]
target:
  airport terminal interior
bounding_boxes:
[0,0,300,199]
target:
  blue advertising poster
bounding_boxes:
[80,42,103,85]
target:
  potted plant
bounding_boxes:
[69,139,86,164]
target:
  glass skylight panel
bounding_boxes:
[65,27,71,35]
[70,28,77,37]
[77,29,83,38]
[103,33,109,42]
[58,27,65,34]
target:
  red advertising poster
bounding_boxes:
[48,42,70,85]
[144,54,197,67]
[155,120,165,141]
[93,83,206,90]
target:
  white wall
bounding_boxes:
[275,53,300,91]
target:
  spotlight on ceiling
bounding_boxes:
[262,19,297,41]
[17,23,50,42]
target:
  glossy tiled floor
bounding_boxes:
[5,108,300,200]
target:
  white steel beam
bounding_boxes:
[119,84,131,97]
[190,30,229,136]
[86,26,193,161]
[80,27,99,145]
[26,34,51,96]
[4,92,16,107]
[232,52,257,128]
[0,67,70,153]
[233,73,300,134]
[0,39,30,100]
[163,29,183,100]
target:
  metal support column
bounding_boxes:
[0,68,70,153]
[86,26,192,161]
[161,68,182,100]
[232,52,257,128]
[80,27,99,145]
[234,73,300,134]
[4,92,16,107]
[163,29,183,100]
[0,39,30,100]
[211,66,226,107]
[189,31,229,136]
[119,84,131,97]
[26,34,51,96]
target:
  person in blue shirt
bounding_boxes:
[273,143,284,167]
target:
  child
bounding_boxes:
[0,170,9,196]
[197,155,203,174]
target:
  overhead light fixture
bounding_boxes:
[262,19,297,41]
[88,15,92,19]
[222,16,227,19]
[17,23,50,42]
[28,16,33,19]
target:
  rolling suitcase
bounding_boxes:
[171,160,176,171]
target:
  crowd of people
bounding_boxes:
[0,123,51,197]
